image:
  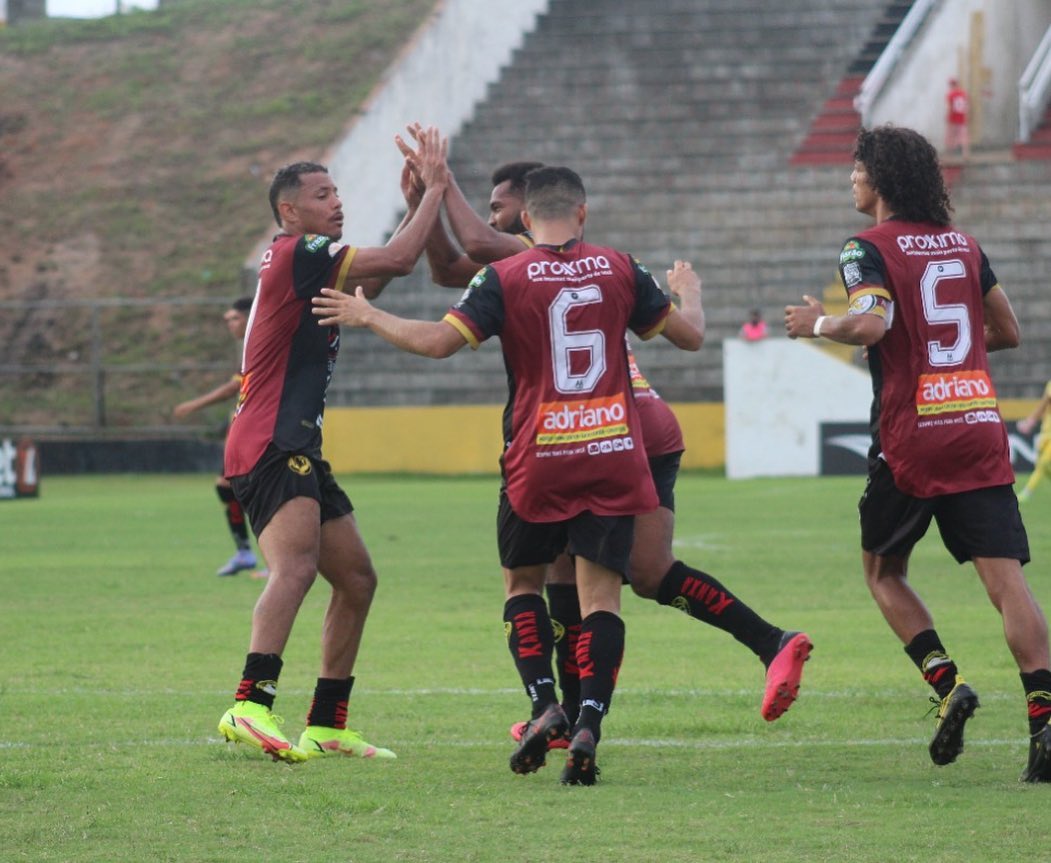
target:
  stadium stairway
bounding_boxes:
[329,0,1051,409]
[1014,104,1051,160]
[791,1,914,165]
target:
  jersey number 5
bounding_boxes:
[549,286,606,394]
[920,259,971,367]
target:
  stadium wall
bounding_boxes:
[724,338,1036,480]
[868,0,1051,148]
[245,0,551,267]
[321,402,726,475]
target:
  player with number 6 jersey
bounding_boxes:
[444,241,667,522]
[311,165,703,785]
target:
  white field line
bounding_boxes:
[0,736,1029,752]
[0,686,1020,700]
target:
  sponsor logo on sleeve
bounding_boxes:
[456,267,489,306]
[915,370,998,416]
[303,234,329,253]
[839,240,865,264]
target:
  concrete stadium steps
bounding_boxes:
[328,0,1051,409]
[1014,105,1051,160]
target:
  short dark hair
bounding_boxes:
[268,161,328,226]
[231,296,253,314]
[853,126,952,226]
[523,166,586,221]
[490,161,545,197]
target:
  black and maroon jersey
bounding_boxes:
[627,344,684,457]
[841,220,1013,497]
[224,232,359,478]
[444,239,671,522]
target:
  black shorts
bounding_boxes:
[229,444,353,538]
[496,491,635,577]
[859,459,1029,564]
[649,450,682,512]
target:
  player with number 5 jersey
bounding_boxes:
[840,216,1011,497]
[784,125,1051,783]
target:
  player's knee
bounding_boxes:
[626,555,667,599]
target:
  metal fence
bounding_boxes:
[0,296,237,437]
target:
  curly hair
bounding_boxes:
[853,126,952,226]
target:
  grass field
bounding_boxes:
[4,471,1051,862]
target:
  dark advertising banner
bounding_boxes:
[820,422,1037,476]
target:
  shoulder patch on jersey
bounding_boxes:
[631,256,651,276]
[467,267,489,291]
[303,234,329,253]
[840,240,865,264]
[842,261,863,288]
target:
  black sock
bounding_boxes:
[217,485,250,550]
[574,611,625,744]
[306,676,354,728]
[1021,669,1051,736]
[904,629,958,700]
[504,594,557,718]
[656,561,781,662]
[235,652,282,709]
[546,582,582,724]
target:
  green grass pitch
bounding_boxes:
[3,471,1049,861]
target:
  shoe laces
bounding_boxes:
[265,712,288,729]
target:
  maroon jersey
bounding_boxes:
[627,344,684,456]
[842,220,1013,497]
[224,233,359,478]
[444,239,671,522]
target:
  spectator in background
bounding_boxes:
[945,78,970,161]
[740,307,768,341]
[1017,381,1051,503]
[173,296,262,577]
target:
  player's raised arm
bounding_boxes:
[663,259,705,350]
[402,123,528,265]
[311,286,466,358]
[344,126,449,282]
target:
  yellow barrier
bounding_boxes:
[323,402,726,474]
[322,398,1034,475]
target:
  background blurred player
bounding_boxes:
[173,296,261,577]
[1016,380,1051,503]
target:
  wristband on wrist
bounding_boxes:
[813,315,828,338]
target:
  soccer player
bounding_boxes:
[395,138,812,733]
[1016,381,1051,503]
[173,296,261,576]
[217,127,449,763]
[312,166,703,785]
[784,125,1051,782]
